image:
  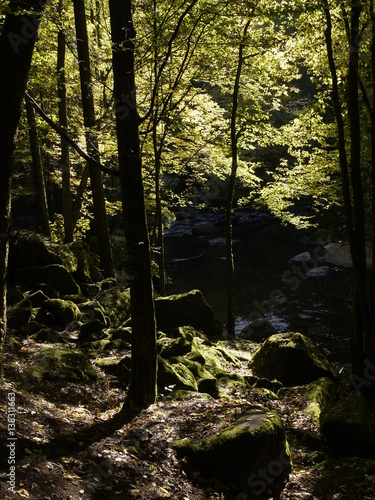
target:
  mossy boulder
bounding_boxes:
[14,264,80,295]
[7,299,32,329]
[215,374,249,399]
[32,329,66,344]
[67,241,101,283]
[35,299,82,328]
[79,321,107,343]
[97,285,131,327]
[6,287,26,306]
[27,346,97,383]
[78,300,107,325]
[320,393,375,456]
[169,356,215,380]
[249,332,336,386]
[30,283,59,299]
[27,290,49,307]
[55,245,78,274]
[155,289,222,336]
[110,327,132,343]
[305,377,338,424]
[171,409,291,489]
[158,358,198,392]
[8,230,61,275]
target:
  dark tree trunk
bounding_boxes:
[0,0,47,381]
[58,1,74,243]
[73,0,114,277]
[225,20,250,339]
[109,0,157,409]
[25,94,51,237]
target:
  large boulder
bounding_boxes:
[27,346,97,383]
[305,377,338,424]
[67,241,101,283]
[14,264,80,295]
[249,332,336,386]
[35,299,82,328]
[7,299,33,329]
[8,230,61,275]
[158,358,198,392]
[320,393,375,456]
[97,285,131,327]
[171,409,291,491]
[155,289,222,336]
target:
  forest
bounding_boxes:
[1,0,375,498]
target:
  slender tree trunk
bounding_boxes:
[109,0,157,409]
[25,95,51,237]
[73,0,114,277]
[225,20,250,339]
[0,0,47,382]
[58,1,74,243]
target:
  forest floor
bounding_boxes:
[1,334,375,500]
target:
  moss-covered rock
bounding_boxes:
[30,283,59,299]
[249,332,336,386]
[55,245,78,274]
[14,264,80,295]
[110,327,132,343]
[7,299,33,329]
[164,390,213,401]
[27,346,97,382]
[35,299,82,328]
[171,409,291,489]
[155,289,222,336]
[97,285,131,327]
[305,377,338,424]
[320,393,375,456]
[32,329,66,344]
[8,230,61,275]
[245,375,283,393]
[68,241,101,283]
[169,356,215,380]
[27,290,49,307]
[6,287,26,306]
[78,300,107,325]
[215,374,250,399]
[158,358,198,391]
[103,339,131,351]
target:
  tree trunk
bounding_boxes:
[109,0,157,409]
[25,94,51,237]
[58,1,74,243]
[225,20,250,339]
[0,0,47,381]
[73,0,114,277]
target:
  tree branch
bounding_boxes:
[25,92,119,176]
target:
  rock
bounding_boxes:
[14,264,80,295]
[288,251,311,263]
[324,242,372,268]
[158,358,198,392]
[306,266,335,278]
[27,290,49,307]
[68,241,102,283]
[246,375,283,393]
[215,374,249,399]
[30,283,59,299]
[164,390,213,401]
[27,345,97,382]
[249,332,336,386]
[79,320,106,338]
[7,299,32,329]
[110,327,132,343]
[170,356,215,380]
[197,377,218,397]
[55,245,78,274]
[97,285,131,327]
[320,393,375,456]
[36,299,82,328]
[6,287,26,306]
[305,377,338,424]
[78,300,107,325]
[32,329,66,344]
[8,230,61,275]
[240,318,278,341]
[155,289,222,336]
[171,409,291,490]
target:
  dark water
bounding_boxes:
[164,210,353,363]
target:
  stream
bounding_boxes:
[164,210,353,363]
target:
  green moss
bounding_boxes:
[171,409,291,488]
[305,377,338,424]
[36,299,82,327]
[249,332,336,386]
[158,358,198,391]
[97,286,131,327]
[27,346,97,383]
[7,299,32,329]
